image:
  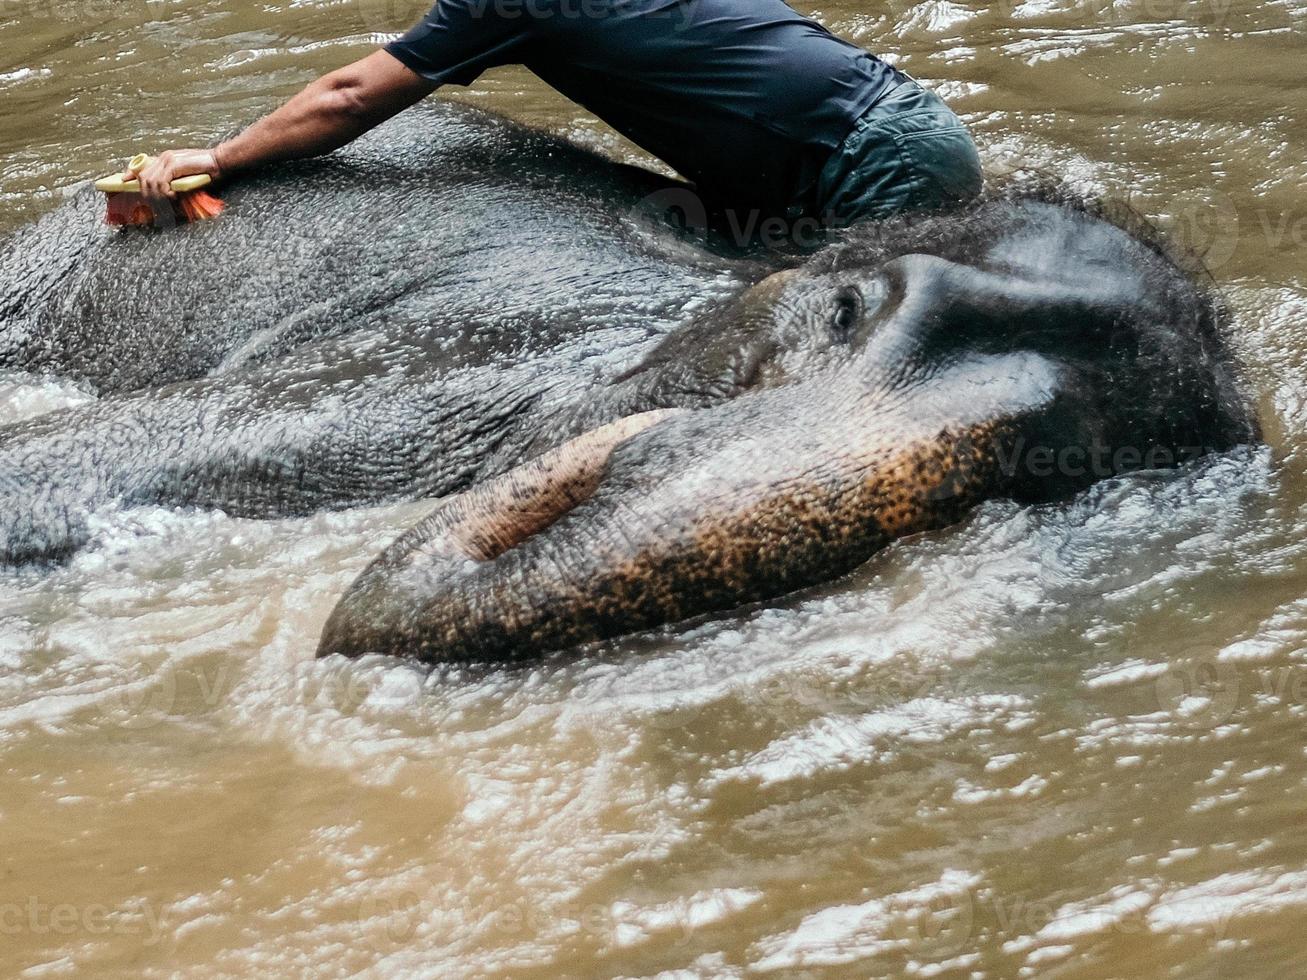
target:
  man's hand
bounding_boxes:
[127,149,222,209]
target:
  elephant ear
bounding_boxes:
[317,410,680,661]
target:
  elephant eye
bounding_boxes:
[830,288,862,340]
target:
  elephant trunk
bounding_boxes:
[317,357,1052,664]
[316,410,681,660]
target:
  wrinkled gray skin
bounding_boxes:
[1,102,747,394]
[0,102,1258,666]
[0,102,770,561]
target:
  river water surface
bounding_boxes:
[2,0,1306,976]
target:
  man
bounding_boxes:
[133,0,982,231]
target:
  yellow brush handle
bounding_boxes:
[94,153,213,194]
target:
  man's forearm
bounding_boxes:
[130,50,434,202]
[215,74,388,173]
[214,51,437,174]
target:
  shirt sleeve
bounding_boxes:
[384,0,530,87]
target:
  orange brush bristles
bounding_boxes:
[175,188,224,222]
[103,191,154,226]
[103,188,224,227]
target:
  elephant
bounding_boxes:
[317,190,1261,662]
[0,102,1257,664]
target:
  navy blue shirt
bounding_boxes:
[385,0,899,215]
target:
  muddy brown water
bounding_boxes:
[2,0,1306,976]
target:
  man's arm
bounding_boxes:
[131,50,437,206]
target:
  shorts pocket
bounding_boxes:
[893,125,984,211]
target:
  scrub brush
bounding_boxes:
[94,153,224,227]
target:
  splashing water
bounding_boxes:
[3,0,1307,974]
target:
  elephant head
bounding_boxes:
[318,192,1259,663]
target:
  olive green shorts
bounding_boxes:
[814,78,984,226]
